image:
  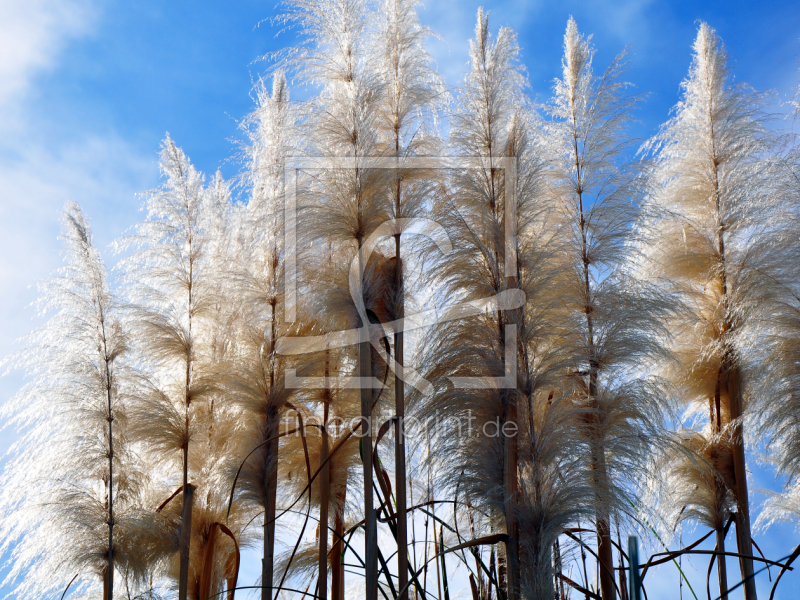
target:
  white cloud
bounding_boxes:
[0,0,158,435]
[0,0,98,108]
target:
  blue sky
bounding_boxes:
[1,0,799,598]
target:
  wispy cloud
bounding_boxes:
[0,0,98,109]
[0,0,156,423]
